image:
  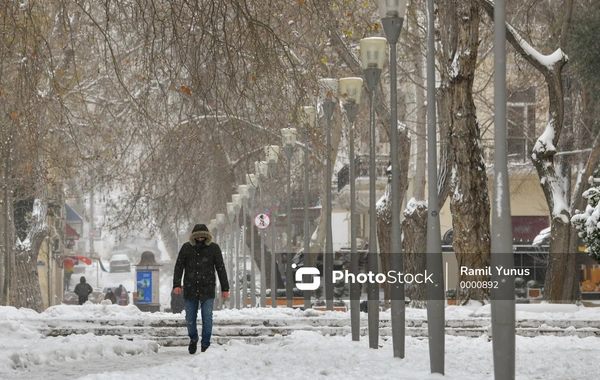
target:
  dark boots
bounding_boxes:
[188,340,198,354]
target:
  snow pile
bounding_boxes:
[1,304,600,379]
[0,333,157,372]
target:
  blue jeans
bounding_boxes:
[184,298,214,348]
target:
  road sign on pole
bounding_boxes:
[255,213,270,229]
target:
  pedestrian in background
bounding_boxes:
[73,276,93,305]
[105,288,117,304]
[115,284,129,305]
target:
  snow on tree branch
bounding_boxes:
[572,187,600,261]
[479,0,568,75]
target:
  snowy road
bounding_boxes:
[5,347,183,380]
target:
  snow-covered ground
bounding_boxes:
[1,303,599,379]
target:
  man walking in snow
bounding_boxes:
[74,276,93,305]
[173,224,229,354]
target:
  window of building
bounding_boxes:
[507,87,536,162]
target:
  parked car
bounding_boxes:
[62,291,79,305]
[88,289,106,304]
[109,254,131,273]
[72,262,87,274]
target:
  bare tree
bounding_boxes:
[479,0,574,302]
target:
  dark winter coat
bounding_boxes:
[74,279,93,305]
[173,227,229,301]
[115,285,129,305]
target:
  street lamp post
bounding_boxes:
[209,218,220,310]
[319,78,338,311]
[491,1,515,378]
[423,0,445,374]
[216,212,227,307]
[216,213,226,246]
[300,106,316,309]
[339,77,363,341]
[281,128,298,307]
[246,173,258,307]
[255,160,269,306]
[378,0,408,359]
[360,36,387,349]
[239,184,250,309]
[232,193,242,309]
[226,202,236,309]
[265,145,280,308]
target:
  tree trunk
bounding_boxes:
[10,199,47,312]
[11,239,45,312]
[449,0,491,304]
[400,15,428,307]
[479,0,574,303]
[377,129,411,309]
[402,200,428,307]
[376,180,392,309]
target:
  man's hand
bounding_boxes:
[222,291,229,299]
[173,287,182,295]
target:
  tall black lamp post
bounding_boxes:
[339,76,363,341]
[299,106,316,309]
[360,36,387,349]
[318,78,338,311]
[265,145,280,308]
[281,127,298,307]
[246,173,258,307]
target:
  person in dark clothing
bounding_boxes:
[105,288,117,304]
[73,276,93,305]
[114,284,129,305]
[170,288,185,313]
[173,224,229,354]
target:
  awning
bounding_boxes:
[66,223,80,240]
[69,255,92,265]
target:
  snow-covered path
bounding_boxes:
[2,303,600,379]
[4,331,599,380]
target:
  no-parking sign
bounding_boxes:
[254,213,270,229]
